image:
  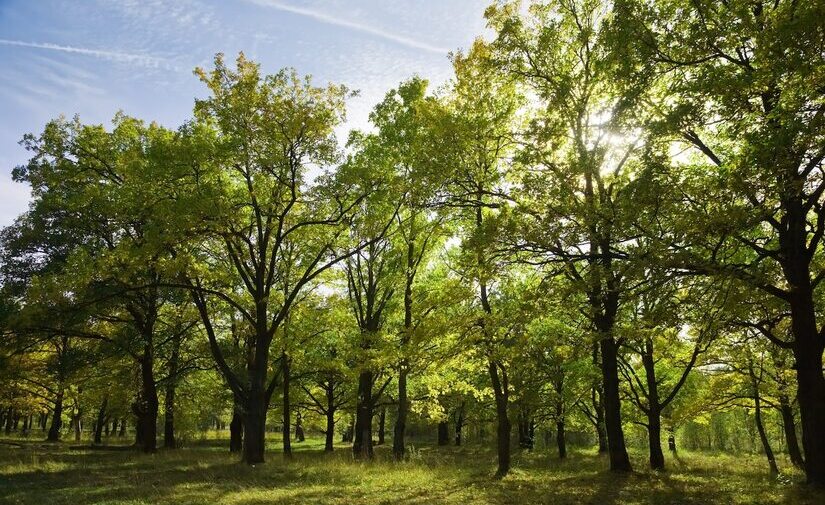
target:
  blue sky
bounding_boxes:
[0,0,490,228]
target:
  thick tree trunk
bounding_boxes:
[242,384,267,464]
[789,295,825,486]
[393,368,408,459]
[556,420,567,459]
[489,360,511,477]
[353,370,374,459]
[647,410,665,471]
[438,421,449,446]
[778,395,804,468]
[282,354,292,458]
[118,418,126,437]
[47,390,63,442]
[600,337,632,472]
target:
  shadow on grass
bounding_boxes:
[1,440,823,504]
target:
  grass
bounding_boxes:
[0,436,822,504]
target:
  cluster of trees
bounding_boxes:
[1,0,824,487]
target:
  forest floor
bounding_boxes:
[0,436,822,504]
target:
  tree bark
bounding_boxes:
[755,389,779,475]
[163,331,181,449]
[778,395,804,468]
[229,407,244,453]
[377,406,385,445]
[295,411,305,443]
[393,368,408,459]
[600,336,632,472]
[489,359,511,477]
[281,354,292,458]
[556,420,567,459]
[438,420,449,446]
[93,396,108,445]
[455,403,465,446]
[138,344,158,453]
[647,410,665,470]
[353,370,374,459]
[47,390,63,442]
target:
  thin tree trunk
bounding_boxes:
[164,332,181,449]
[556,420,567,459]
[755,390,779,475]
[779,395,804,468]
[93,397,108,445]
[282,353,292,458]
[377,406,385,445]
[489,359,511,478]
[393,368,408,459]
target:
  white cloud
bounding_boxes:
[245,0,450,54]
[0,39,167,68]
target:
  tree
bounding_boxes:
[181,53,368,464]
[617,0,825,485]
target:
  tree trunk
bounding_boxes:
[73,412,81,442]
[47,390,63,441]
[229,392,244,452]
[353,370,374,459]
[242,383,267,464]
[642,338,665,470]
[779,395,805,468]
[789,296,825,486]
[281,354,292,458]
[377,406,385,445]
[324,404,335,452]
[342,417,354,443]
[93,397,108,445]
[393,368,408,459]
[489,359,511,477]
[591,345,608,453]
[138,345,159,453]
[438,421,449,446]
[455,404,465,446]
[599,336,632,472]
[118,418,126,437]
[647,410,665,471]
[556,420,567,459]
[163,333,181,449]
[668,428,677,453]
[295,411,305,443]
[755,389,779,475]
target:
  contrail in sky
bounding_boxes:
[246,0,449,54]
[0,39,166,67]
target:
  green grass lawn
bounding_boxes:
[0,436,822,504]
